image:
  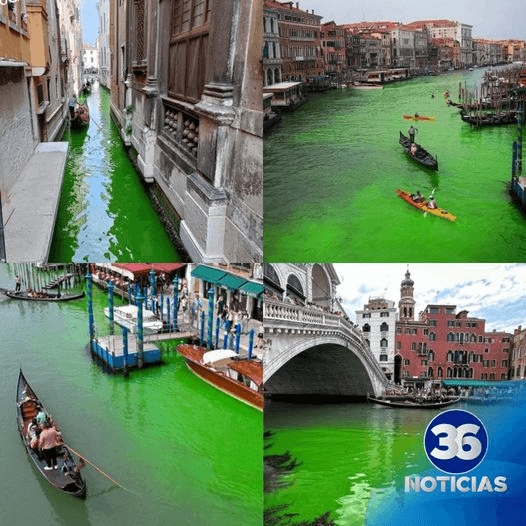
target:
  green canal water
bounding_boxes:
[264,399,519,526]
[264,68,526,262]
[0,265,261,526]
[49,83,180,262]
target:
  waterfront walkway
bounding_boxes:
[2,142,68,263]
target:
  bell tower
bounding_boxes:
[399,269,415,322]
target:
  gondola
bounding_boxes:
[5,290,85,301]
[16,370,86,498]
[396,189,456,222]
[367,395,460,409]
[399,131,438,170]
[460,111,516,127]
[70,102,89,130]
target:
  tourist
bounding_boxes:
[38,422,62,470]
[428,196,437,209]
[27,418,41,450]
[410,143,417,156]
[411,190,423,203]
[241,311,250,334]
[217,295,225,316]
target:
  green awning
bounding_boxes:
[442,379,515,388]
[239,281,264,298]
[191,265,227,285]
[217,273,247,291]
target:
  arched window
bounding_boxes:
[428,367,433,378]
[447,333,454,342]
[470,333,476,342]
[429,332,436,341]
[380,322,389,332]
[469,352,474,363]
[447,367,452,378]
[263,42,269,59]
[267,69,273,86]
[380,338,388,348]
[362,324,370,332]
[428,350,434,362]
[437,367,443,378]
[447,351,453,362]
[274,68,281,83]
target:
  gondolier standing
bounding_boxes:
[38,422,62,470]
[408,125,417,143]
[15,275,21,292]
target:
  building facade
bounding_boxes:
[356,297,396,381]
[263,3,282,86]
[83,43,99,73]
[511,326,526,380]
[394,271,512,385]
[110,0,263,263]
[96,0,110,86]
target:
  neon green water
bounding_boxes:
[264,69,526,262]
[0,265,261,525]
[49,84,181,262]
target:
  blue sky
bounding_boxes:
[82,0,99,46]
[296,0,526,40]
[335,263,526,333]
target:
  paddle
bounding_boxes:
[423,188,437,218]
[63,443,125,490]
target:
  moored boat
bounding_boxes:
[399,131,438,170]
[396,189,456,222]
[367,395,460,409]
[460,110,516,127]
[176,344,263,411]
[16,370,86,498]
[104,304,163,334]
[5,290,85,301]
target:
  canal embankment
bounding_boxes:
[2,142,69,263]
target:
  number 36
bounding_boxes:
[430,423,482,461]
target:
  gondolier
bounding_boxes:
[39,422,62,470]
[408,125,417,143]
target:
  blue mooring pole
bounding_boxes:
[518,107,523,174]
[86,272,95,354]
[150,269,155,309]
[248,329,255,359]
[173,275,179,332]
[215,316,220,349]
[207,288,214,350]
[223,320,230,349]
[235,323,241,354]
[200,311,205,346]
[160,294,164,322]
[136,292,144,368]
[166,297,171,331]
[513,141,518,177]
[122,326,129,375]
[128,284,132,304]
[108,280,114,322]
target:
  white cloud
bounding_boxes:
[334,263,526,333]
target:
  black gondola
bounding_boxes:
[460,111,516,127]
[399,131,438,170]
[16,370,87,498]
[5,290,85,301]
[70,102,90,130]
[367,394,460,409]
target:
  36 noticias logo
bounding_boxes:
[405,409,507,493]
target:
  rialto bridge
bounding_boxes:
[263,298,390,398]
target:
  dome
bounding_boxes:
[401,270,414,287]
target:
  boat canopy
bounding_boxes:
[191,265,264,298]
[202,349,237,364]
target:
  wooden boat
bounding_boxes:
[399,131,438,170]
[104,304,163,334]
[396,189,456,222]
[351,82,383,90]
[403,114,436,122]
[176,344,263,411]
[460,111,516,127]
[70,103,89,129]
[5,290,85,301]
[16,370,86,498]
[368,395,460,409]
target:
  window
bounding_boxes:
[405,328,411,334]
[490,360,495,367]
[379,354,388,362]
[380,338,388,348]
[363,313,371,318]
[447,351,453,362]
[437,367,443,378]
[429,307,439,313]
[448,320,455,327]
[501,373,507,380]
[429,320,437,326]
[412,329,417,335]
[362,324,370,332]
[490,373,495,380]
[380,322,389,332]
[396,327,402,334]
[502,360,508,367]
[411,342,416,350]
[421,359,427,365]
[396,342,401,350]
[404,359,410,365]
[423,328,429,335]
[447,333,454,342]
[481,373,488,380]
[446,308,454,314]
[168,0,211,102]
[484,348,489,353]
[429,332,436,341]
[380,312,389,317]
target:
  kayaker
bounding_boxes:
[428,196,437,209]
[408,125,417,143]
[411,190,423,203]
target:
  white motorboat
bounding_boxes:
[104,304,163,334]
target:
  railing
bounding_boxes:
[264,299,388,383]
[162,99,199,159]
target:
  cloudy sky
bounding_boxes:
[334,263,526,333]
[295,0,526,40]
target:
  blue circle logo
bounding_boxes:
[423,409,488,474]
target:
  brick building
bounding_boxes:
[394,271,512,386]
[511,326,526,380]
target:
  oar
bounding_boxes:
[63,443,125,489]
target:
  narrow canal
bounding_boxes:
[265,398,525,526]
[48,82,181,262]
[0,265,261,525]
[264,67,526,262]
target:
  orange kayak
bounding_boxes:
[403,114,436,122]
[396,189,456,221]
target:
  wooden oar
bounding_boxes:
[63,443,125,489]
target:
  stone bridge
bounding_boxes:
[263,299,389,398]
